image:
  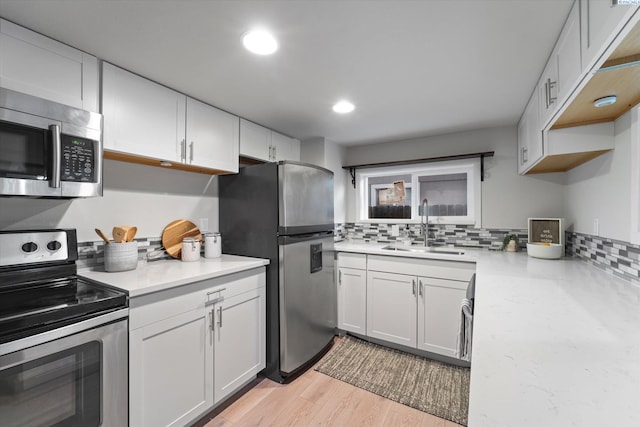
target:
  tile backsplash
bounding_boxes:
[335,223,528,251]
[565,231,640,283]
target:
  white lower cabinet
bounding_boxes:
[214,286,266,404]
[130,308,213,427]
[129,268,266,427]
[417,277,467,357]
[366,271,417,348]
[338,253,475,360]
[337,267,367,334]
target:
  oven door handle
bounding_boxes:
[49,124,61,189]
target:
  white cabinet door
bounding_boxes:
[130,308,213,427]
[186,97,239,172]
[417,277,467,358]
[517,89,542,174]
[556,0,582,105]
[271,131,300,162]
[213,286,266,404]
[102,63,186,161]
[538,53,559,128]
[338,267,367,334]
[366,271,417,348]
[580,0,639,71]
[240,118,271,161]
[0,18,98,111]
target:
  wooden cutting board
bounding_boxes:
[162,220,202,259]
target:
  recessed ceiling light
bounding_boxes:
[242,30,278,55]
[593,95,617,108]
[332,100,355,114]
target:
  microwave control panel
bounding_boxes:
[60,135,96,182]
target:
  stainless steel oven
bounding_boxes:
[0,229,128,426]
[0,87,103,198]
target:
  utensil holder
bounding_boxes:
[104,242,138,272]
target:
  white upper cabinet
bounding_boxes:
[556,1,582,106]
[539,0,581,129]
[580,0,639,71]
[102,63,239,173]
[239,119,300,162]
[186,97,239,173]
[271,131,300,162]
[0,18,98,112]
[102,62,185,162]
[517,90,542,175]
[240,118,271,161]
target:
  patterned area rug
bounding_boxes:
[315,336,470,426]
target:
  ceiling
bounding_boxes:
[0,0,573,146]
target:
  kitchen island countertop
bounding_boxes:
[334,241,640,427]
[80,254,269,297]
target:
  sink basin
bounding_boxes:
[380,245,465,255]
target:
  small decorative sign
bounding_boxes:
[528,218,564,245]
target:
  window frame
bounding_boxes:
[355,158,482,226]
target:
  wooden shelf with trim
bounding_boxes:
[342,151,494,188]
[104,150,236,175]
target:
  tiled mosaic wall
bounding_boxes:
[77,237,171,269]
[335,223,528,251]
[565,231,640,283]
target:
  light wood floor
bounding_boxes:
[204,346,463,427]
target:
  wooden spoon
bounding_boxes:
[112,226,131,243]
[125,226,138,242]
[95,228,110,244]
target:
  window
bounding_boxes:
[356,159,481,225]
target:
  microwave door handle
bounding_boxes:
[49,124,61,188]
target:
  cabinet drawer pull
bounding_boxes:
[205,288,226,305]
[209,309,214,331]
[180,139,186,162]
[412,279,416,296]
[189,141,194,163]
[218,306,223,328]
[339,270,342,284]
[419,280,423,297]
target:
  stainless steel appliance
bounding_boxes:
[0,87,103,197]
[0,229,128,426]
[220,161,335,382]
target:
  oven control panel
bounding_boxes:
[0,230,70,267]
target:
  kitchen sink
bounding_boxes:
[380,245,466,255]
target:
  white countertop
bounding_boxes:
[80,254,269,297]
[334,242,640,427]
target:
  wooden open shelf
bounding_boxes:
[552,20,640,129]
[104,150,236,175]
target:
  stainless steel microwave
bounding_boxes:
[0,87,103,198]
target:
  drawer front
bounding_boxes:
[129,267,265,330]
[337,252,367,269]
[367,254,475,282]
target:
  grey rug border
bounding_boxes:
[315,335,469,426]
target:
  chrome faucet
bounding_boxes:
[420,198,429,246]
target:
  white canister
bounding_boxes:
[204,232,222,258]
[181,237,201,262]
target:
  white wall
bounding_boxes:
[0,159,218,242]
[564,111,631,241]
[301,137,348,223]
[344,126,566,229]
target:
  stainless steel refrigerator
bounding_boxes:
[219,161,335,383]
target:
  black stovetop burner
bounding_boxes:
[0,229,128,345]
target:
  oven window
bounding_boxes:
[0,341,101,427]
[0,121,49,180]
